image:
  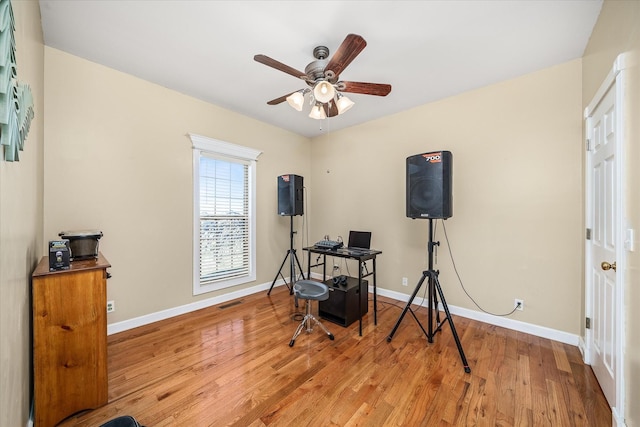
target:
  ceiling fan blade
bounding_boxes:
[324,34,367,78]
[254,54,307,79]
[323,102,339,117]
[340,81,392,96]
[267,92,296,105]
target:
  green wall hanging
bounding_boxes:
[0,0,34,162]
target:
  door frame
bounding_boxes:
[583,53,629,426]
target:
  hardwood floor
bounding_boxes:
[59,285,611,426]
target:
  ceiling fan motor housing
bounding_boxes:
[305,46,339,84]
[305,59,328,82]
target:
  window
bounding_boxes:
[190,134,261,295]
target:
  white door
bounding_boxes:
[587,82,618,407]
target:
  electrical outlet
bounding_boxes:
[106,300,115,313]
[333,264,339,271]
[402,277,408,286]
[514,299,524,311]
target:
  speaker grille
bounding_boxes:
[410,178,444,213]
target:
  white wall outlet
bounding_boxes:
[402,277,408,286]
[514,299,524,311]
[106,300,115,313]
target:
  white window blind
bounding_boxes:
[190,134,261,295]
[199,156,249,284]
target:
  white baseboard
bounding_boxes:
[613,406,627,427]
[578,335,589,363]
[107,277,289,335]
[374,287,579,346]
[109,275,579,346]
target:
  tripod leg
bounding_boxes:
[427,272,441,340]
[434,279,441,325]
[292,249,306,281]
[268,250,291,295]
[427,272,434,343]
[289,249,296,295]
[408,305,430,338]
[387,271,429,342]
[286,215,300,295]
[433,275,471,373]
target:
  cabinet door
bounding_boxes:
[33,268,107,427]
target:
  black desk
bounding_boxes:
[303,246,382,336]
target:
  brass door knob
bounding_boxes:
[601,261,617,272]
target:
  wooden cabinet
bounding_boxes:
[32,253,111,427]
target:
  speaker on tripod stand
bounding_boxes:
[389,150,470,373]
[269,174,305,295]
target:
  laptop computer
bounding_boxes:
[347,231,371,251]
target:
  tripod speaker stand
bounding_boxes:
[268,216,304,295]
[387,218,471,373]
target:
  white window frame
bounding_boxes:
[190,133,261,295]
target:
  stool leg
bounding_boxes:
[310,315,334,340]
[305,299,313,333]
[289,299,335,346]
[289,316,308,347]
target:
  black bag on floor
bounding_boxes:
[99,415,144,427]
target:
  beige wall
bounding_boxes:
[310,60,584,334]
[0,2,44,426]
[582,1,640,425]
[43,47,311,323]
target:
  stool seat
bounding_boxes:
[289,280,334,347]
[293,280,329,301]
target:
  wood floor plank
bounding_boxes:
[57,285,611,427]
[551,340,573,373]
[516,353,533,411]
[495,362,516,424]
[570,359,612,425]
[441,377,469,425]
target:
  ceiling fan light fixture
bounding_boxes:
[308,103,326,120]
[313,80,335,103]
[255,35,391,122]
[336,93,355,115]
[286,91,305,111]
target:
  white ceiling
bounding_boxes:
[38,1,603,138]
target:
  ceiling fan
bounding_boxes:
[254,34,392,119]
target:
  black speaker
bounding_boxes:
[277,174,304,216]
[406,151,453,219]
